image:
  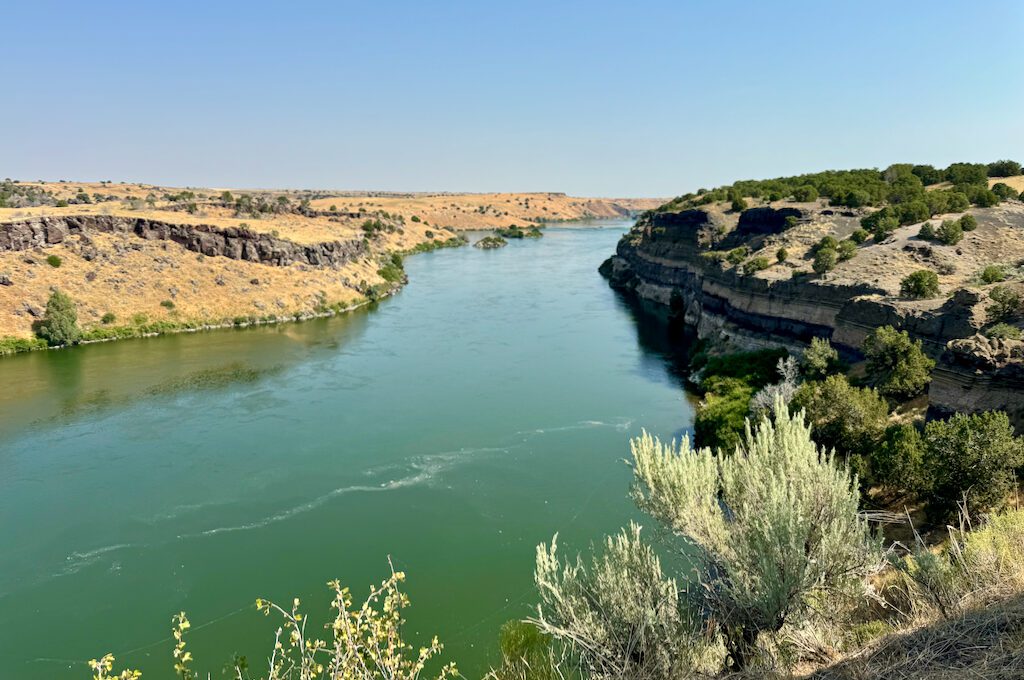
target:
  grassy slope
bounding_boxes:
[0,182,662,342]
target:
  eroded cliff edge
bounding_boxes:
[602,202,1024,428]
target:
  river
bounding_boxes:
[0,220,695,679]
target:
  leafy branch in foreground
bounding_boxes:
[90,564,456,680]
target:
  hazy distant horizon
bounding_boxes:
[3,0,1022,196]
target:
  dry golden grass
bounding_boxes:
[306,191,663,229]
[1,181,658,341]
[697,196,1024,301]
[0,232,376,337]
[990,175,1024,193]
[803,596,1024,680]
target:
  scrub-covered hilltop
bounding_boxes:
[602,160,1024,428]
[0,180,660,353]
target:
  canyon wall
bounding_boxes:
[0,215,367,267]
[602,209,1022,427]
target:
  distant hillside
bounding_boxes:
[0,180,662,349]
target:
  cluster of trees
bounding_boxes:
[376,253,406,283]
[495,225,543,239]
[858,186,974,239]
[917,213,977,245]
[361,217,402,236]
[230,193,296,218]
[0,180,60,208]
[655,159,1021,215]
[787,331,1023,523]
[809,234,859,275]
[691,327,1022,523]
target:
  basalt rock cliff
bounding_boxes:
[602,203,1024,428]
[0,215,367,267]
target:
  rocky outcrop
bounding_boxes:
[603,208,1019,427]
[734,206,803,239]
[931,335,1024,425]
[0,215,367,267]
[603,212,889,356]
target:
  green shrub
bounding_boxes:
[377,254,405,283]
[694,376,754,452]
[984,322,1021,340]
[101,312,116,324]
[160,299,175,310]
[918,222,935,240]
[35,289,80,347]
[630,405,880,670]
[895,200,930,225]
[493,621,559,680]
[900,269,940,299]
[850,228,869,244]
[726,246,749,265]
[911,164,943,186]
[813,247,837,275]
[792,375,889,471]
[701,348,789,386]
[814,235,839,253]
[873,423,926,494]
[872,215,900,240]
[862,326,935,400]
[744,256,770,273]
[970,188,1000,207]
[801,336,842,380]
[46,254,62,267]
[992,183,1018,201]
[987,285,1023,322]
[731,196,748,212]
[959,214,978,231]
[980,265,1006,284]
[923,412,1024,521]
[776,247,788,262]
[936,219,963,245]
[534,523,698,679]
[0,336,49,355]
[837,239,857,261]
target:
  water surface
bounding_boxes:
[0,221,694,678]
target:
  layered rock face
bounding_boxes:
[603,208,1020,427]
[932,336,1024,425]
[0,215,367,267]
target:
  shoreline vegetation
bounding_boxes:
[0,205,634,357]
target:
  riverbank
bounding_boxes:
[0,179,661,355]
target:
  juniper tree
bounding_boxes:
[36,289,80,346]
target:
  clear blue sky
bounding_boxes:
[3,1,1022,196]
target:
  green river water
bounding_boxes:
[0,221,695,678]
